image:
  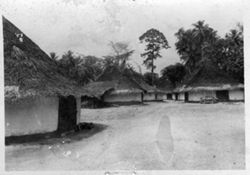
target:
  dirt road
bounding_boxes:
[5,101,245,170]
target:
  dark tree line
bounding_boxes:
[160,21,243,87]
[49,42,135,85]
[50,21,243,87]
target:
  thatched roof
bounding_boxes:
[122,68,164,93]
[3,16,87,101]
[91,66,145,95]
[179,60,244,92]
[81,81,115,98]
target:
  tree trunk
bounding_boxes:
[151,58,154,85]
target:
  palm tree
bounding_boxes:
[192,21,218,62]
[49,52,58,61]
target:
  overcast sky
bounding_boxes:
[0,0,243,74]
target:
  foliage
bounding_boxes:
[175,21,243,83]
[175,20,218,74]
[49,52,59,61]
[56,51,103,85]
[216,24,243,82]
[160,63,186,86]
[143,72,159,86]
[104,41,134,70]
[139,28,170,85]
[82,55,104,80]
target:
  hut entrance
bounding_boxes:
[175,93,179,100]
[141,93,144,102]
[216,90,229,101]
[184,92,189,102]
[167,93,172,100]
[58,96,77,131]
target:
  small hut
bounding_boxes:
[123,69,166,101]
[180,60,244,102]
[3,17,87,137]
[81,81,115,108]
[86,66,145,104]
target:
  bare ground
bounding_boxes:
[5,101,245,170]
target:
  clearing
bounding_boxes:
[6,101,245,170]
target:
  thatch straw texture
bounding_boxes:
[81,81,115,98]
[3,16,88,101]
[177,60,244,92]
[96,66,145,94]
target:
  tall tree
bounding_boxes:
[139,28,170,85]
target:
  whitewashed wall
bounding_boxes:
[229,89,244,101]
[103,93,142,103]
[179,92,185,101]
[144,93,156,101]
[188,91,216,102]
[156,94,166,101]
[5,97,59,137]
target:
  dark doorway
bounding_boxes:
[155,94,158,100]
[141,92,144,102]
[58,96,77,131]
[184,92,189,102]
[167,94,172,100]
[216,90,229,101]
[175,93,179,100]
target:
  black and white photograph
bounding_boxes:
[0,0,248,173]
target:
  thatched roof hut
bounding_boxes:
[173,60,244,102]
[96,66,145,94]
[3,16,85,102]
[81,81,115,98]
[3,16,91,137]
[123,69,164,94]
[84,66,145,103]
[182,60,244,92]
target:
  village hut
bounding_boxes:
[3,17,87,137]
[80,81,115,108]
[86,66,146,104]
[123,69,166,101]
[157,78,175,100]
[172,84,186,101]
[180,60,244,102]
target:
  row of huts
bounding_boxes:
[164,60,244,102]
[3,17,244,138]
[83,59,244,104]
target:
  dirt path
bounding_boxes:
[5,101,245,170]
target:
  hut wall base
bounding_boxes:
[103,93,142,103]
[5,97,59,137]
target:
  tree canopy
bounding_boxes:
[139,28,170,85]
[105,41,134,70]
[160,63,186,86]
[53,51,104,85]
[175,21,243,83]
[175,20,219,74]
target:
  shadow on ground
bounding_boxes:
[5,123,108,146]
